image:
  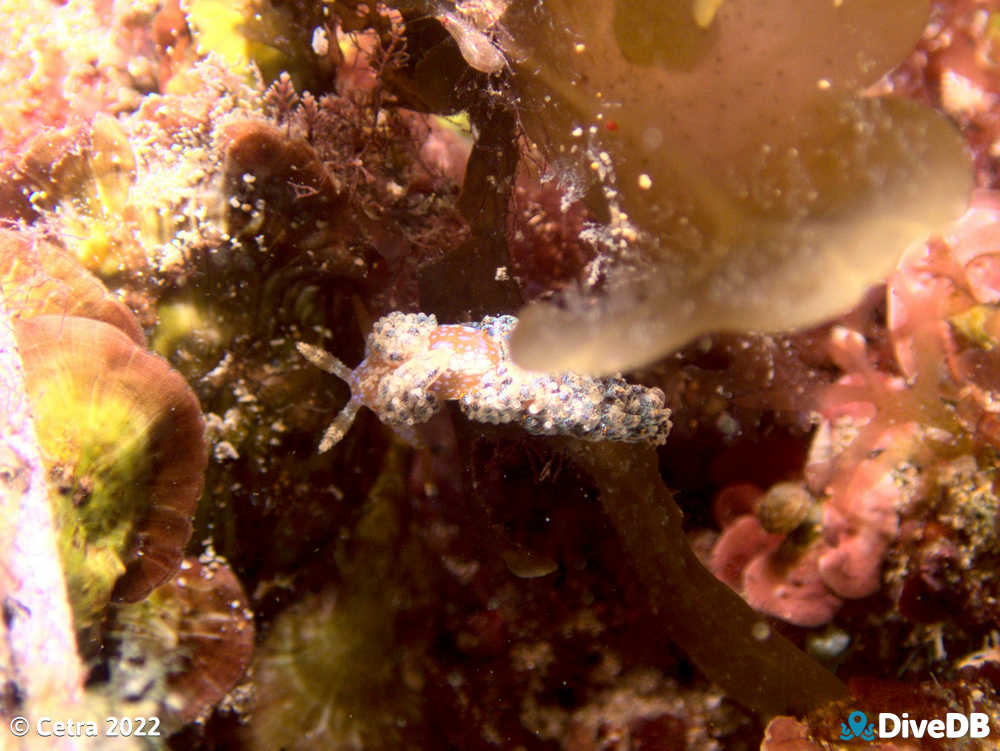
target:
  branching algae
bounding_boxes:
[501,0,973,374]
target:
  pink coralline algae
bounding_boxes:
[709,190,1000,628]
[709,492,843,628]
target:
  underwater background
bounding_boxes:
[2,0,1000,748]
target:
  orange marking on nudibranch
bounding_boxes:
[427,324,502,395]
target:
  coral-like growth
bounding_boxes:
[10,60,265,277]
[710,190,1000,632]
[0,0,141,155]
[0,229,145,344]
[15,113,144,275]
[246,587,412,750]
[243,445,423,750]
[219,119,347,257]
[108,556,253,731]
[885,0,1000,189]
[185,0,335,90]
[298,311,672,450]
[14,315,205,631]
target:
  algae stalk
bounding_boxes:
[564,440,846,717]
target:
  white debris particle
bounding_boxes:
[214,441,240,461]
[386,180,406,199]
[311,26,329,56]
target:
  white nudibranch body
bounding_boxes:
[297,312,672,451]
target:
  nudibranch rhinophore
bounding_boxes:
[297,312,671,451]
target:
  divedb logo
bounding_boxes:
[840,711,875,741]
[839,710,991,741]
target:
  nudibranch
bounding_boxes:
[297,312,671,452]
